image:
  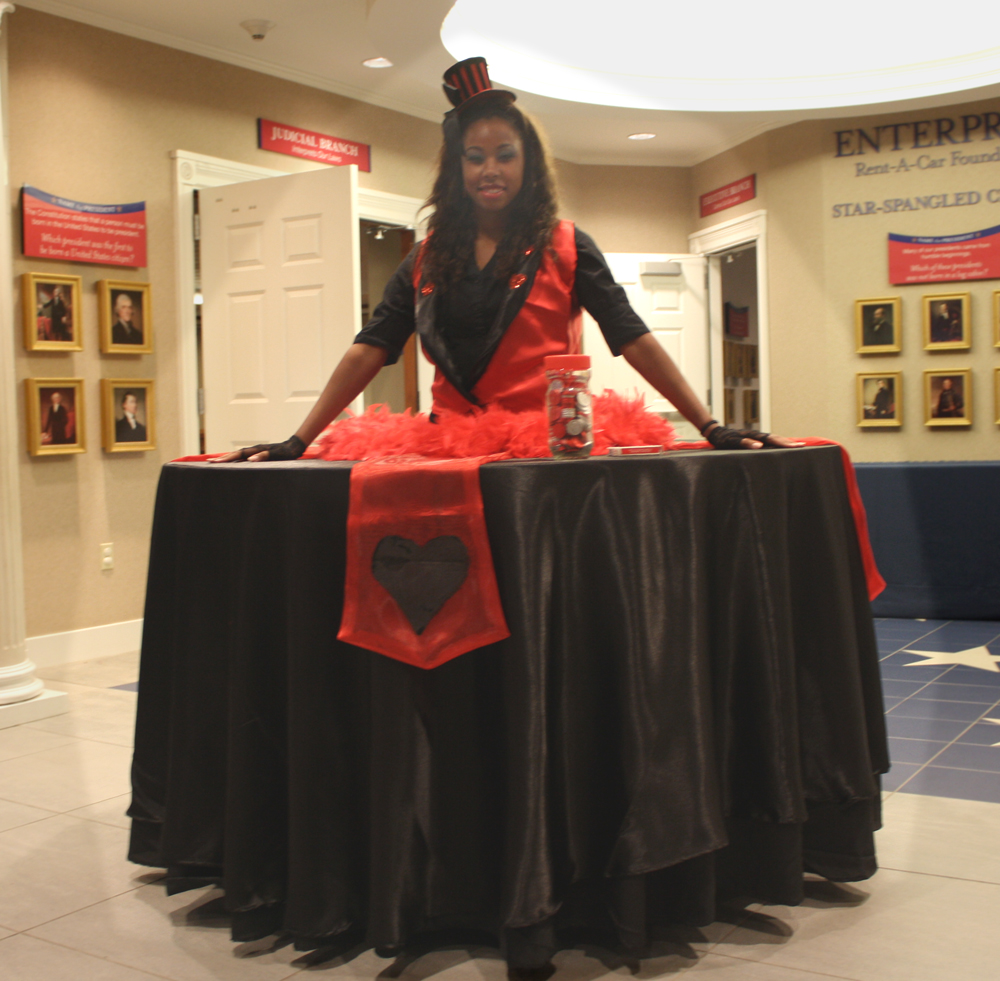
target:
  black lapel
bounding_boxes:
[414,276,482,407]
[464,246,544,391]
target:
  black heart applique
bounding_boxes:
[371,535,470,635]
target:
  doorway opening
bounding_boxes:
[359,220,417,413]
[718,244,759,428]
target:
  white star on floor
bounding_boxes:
[983,718,1000,747]
[902,646,1000,673]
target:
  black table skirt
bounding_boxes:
[128,446,887,959]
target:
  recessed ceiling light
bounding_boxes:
[363,57,394,69]
[628,133,656,141]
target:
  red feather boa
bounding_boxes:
[310,390,677,461]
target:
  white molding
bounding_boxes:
[26,618,144,669]
[689,211,771,431]
[15,0,440,123]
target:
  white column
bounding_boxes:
[0,3,68,727]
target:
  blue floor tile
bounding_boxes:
[881,762,921,792]
[111,681,139,692]
[938,665,1000,687]
[926,622,1000,645]
[911,681,1000,703]
[880,679,933,698]
[889,698,994,722]
[885,715,971,742]
[957,721,1000,746]
[898,765,1000,804]
[878,664,952,683]
[930,742,1000,773]
[887,737,949,765]
[882,696,904,711]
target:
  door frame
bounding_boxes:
[172,150,424,455]
[689,210,770,431]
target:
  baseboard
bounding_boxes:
[26,619,144,669]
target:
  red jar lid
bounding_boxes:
[544,354,590,370]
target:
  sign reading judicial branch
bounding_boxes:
[888,224,1000,284]
[21,186,147,267]
[258,119,371,171]
[700,175,756,218]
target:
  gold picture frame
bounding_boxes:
[22,273,83,351]
[857,372,902,428]
[98,280,152,353]
[923,292,970,351]
[25,378,86,455]
[101,379,156,452]
[924,369,972,427]
[855,297,901,354]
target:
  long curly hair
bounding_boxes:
[421,97,558,290]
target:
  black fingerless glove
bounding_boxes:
[701,420,774,450]
[237,434,306,461]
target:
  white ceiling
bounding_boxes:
[17,0,1000,166]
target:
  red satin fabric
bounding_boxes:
[337,456,510,669]
[419,220,582,415]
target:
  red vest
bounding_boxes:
[415,220,581,415]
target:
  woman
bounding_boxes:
[219,58,790,463]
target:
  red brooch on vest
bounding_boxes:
[509,274,526,289]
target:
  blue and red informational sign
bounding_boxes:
[888,224,1000,284]
[21,186,147,267]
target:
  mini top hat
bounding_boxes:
[442,57,515,112]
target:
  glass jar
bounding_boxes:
[544,354,593,458]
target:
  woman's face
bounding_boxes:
[461,117,524,218]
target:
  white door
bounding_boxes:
[583,254,709,438]
[200,166,361,452]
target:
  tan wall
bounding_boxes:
[9,8,441,637]
[556,158,693,253]
[692,106,1000,461]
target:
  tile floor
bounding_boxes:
[0,621,998,980]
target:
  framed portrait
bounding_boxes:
[25,378,86,455]
[101,379,156,452]
[924,369,971,427]
[855,297,901,354]
[22,273,83,351]
[98,280,152,353]
[857,372,902,428]
[743,388,760,426]
[923,292,970,351]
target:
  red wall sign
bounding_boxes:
[700,175,756,218]
[888,224,1000,284]
[21,186,147,267]
[258,119,371,172]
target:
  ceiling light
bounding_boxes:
[441,0,1000,112]
[363,57,394,69]
[628,133,656,141]
[240,19,275,41]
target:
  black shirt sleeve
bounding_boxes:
[574,228,650,356]
[353,246,419,365]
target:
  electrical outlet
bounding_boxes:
[100,542,114,570]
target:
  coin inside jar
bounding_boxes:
[565,418,585,436]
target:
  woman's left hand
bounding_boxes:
[705,424,804,450]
